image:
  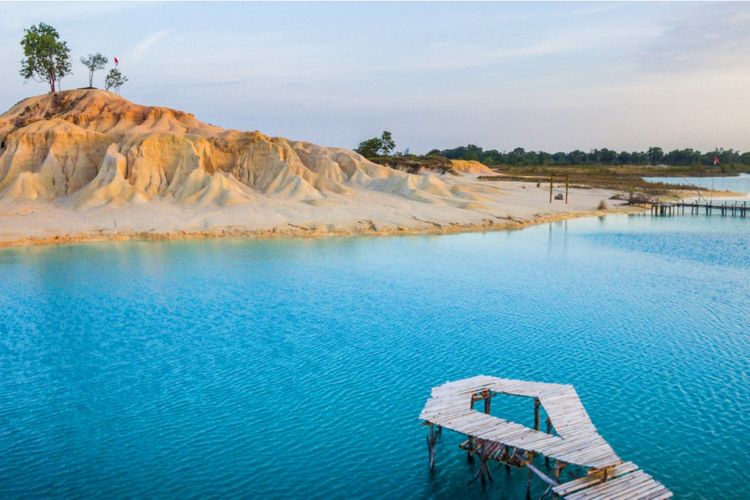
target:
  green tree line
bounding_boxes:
[429,145,750,168]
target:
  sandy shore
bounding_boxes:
[0,178,638,249]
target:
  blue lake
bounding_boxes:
[646,173,750,196]
[1,214,748,498]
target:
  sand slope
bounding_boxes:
[0,89,486,208]
[0,89,627,246]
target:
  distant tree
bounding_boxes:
[355,131,396,157]
[647,146,664,165]
[568,150,587,164]
[355,137,382,157]
[598,148,617,164]
[380,131,396,155]
[19,22,72,93]
[80,52,108,88]
[428,143,750,169]
[105,68,127,94]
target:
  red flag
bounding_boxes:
[114,57,119,66]
[713,156,720,166]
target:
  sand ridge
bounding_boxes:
[0,89,630,248]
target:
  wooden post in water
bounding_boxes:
[565,174,569,204]
[502,446,511,474]
[545,416,552,467]
[534,398,540,431]
[526,451,535,499]
[427,423,437,471]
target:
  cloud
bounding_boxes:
[0,3,134,33]
[370,23,660,74]
[638,3,750,73]
[130,29,170,63]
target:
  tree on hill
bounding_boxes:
[105,68,128,95]
[19,22,72,93]
[355,131,396,157]
[80,52,108,88]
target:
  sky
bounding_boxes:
[2,2,750,154]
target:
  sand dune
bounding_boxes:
[0,89,627,246]
[0,89,482,207]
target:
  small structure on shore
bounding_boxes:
[420,375,672,499]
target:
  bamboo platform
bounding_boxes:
[642,200,748,217]
[420,375,672,499]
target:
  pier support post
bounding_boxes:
[482,389,491,415]
[553,461,566,482]
[526,451,535,500]
[534,398,540,431]
[502,446,511,474]
[545,416,552,467]
[427,423,437,471]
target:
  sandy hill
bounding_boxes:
[0,89,484,210]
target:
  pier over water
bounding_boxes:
[640,200,749,217]
[420,376,672,499]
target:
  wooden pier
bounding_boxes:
[643,200,748,217]
[420,375,672,499]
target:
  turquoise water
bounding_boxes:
[646,173,750,196]
[1,215,748,498]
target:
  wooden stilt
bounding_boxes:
[427,423,437,471]
[545,416,552,467]
[534,398,540,431]
[526,451,535,500]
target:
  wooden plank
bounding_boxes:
[565,470,653,499]
[552,462,638,496]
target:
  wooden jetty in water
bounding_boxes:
[640,200,748,217]
[420,375,672,499]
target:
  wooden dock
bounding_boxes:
[642,200,748,217]
[420,375,672,499]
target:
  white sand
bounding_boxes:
[0,177,626,246]
[0,90,628,247]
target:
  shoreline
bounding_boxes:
[0,204,644,250]
[1,182,743,251]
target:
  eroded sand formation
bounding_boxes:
[0,89,491,209]
[0,89,624,246]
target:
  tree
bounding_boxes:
[380,131,396,156]
[355,131,396,157]
[19,22,72,93]
[355,137,382,157]
[105,68,128,94]
[647,146,664,165]
[80,52,108,88]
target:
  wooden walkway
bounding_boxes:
[420,375,672,499]
[643,200,748,217]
